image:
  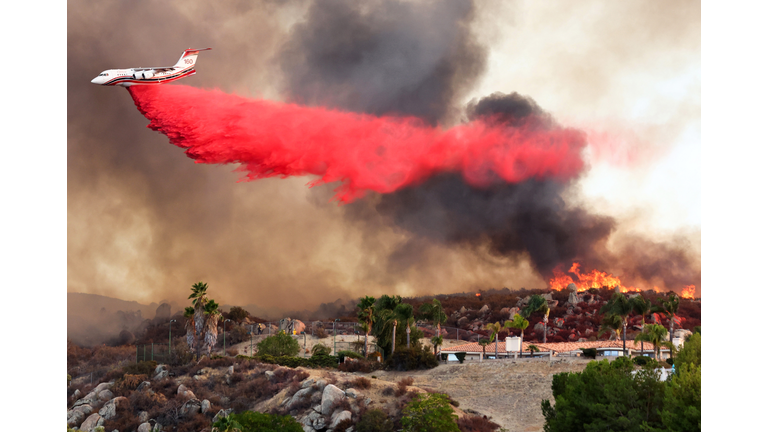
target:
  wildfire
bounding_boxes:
[681,285,696,299]
[549,263,639,293]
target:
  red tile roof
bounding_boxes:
[442,339,661,354]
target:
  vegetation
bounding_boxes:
[419,298,448,355]
[217,411,303,432]
[357,296,377,358]
[599,293,633,354]
[186,282,223,359]
[630,295,652,355]
[635,324,669,360]
[543,334,702,432]
[256,331,300,357]
[227,306,250,323]
[523,295,551,343]
[401,393,460,432]
[652,293,680,342]
[356,409,395,432]
[505,313,529,356]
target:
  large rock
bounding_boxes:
[154,303,171,321]
[320,384,346,416]
[67,405,92,426]
[568,292,581,306]
[136,381,152,392]
[264,370,276,381]
[301,378,315,389]
[154,365,169,381]
[344,388,359,399]
[180,398,202,417]
[93,382,114,394]
[137,423,152,432]
[98,389,114,402]
[138,411,149,423]
[98,396,128,420]
[567,283,578,292]
[177,384,195,399]
[287,387,314,410]
[329,410,352,429]
[534,322,546,335]
[508,307,520,319]
[457,317,468,328]
[479,305,490,314]
[73,391,99,408]
[201,399,211,414]
[212,408,233,424]
[459,306,467,314]
[79,413,104,432]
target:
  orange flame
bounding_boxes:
[549,262,639,293]
[681,285,696,299]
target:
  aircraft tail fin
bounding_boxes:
[174,48,212,68]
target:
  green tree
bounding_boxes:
[630,295,652,356]
[225,411,303,432]
[373,295,402,358]
[485,321,502,359]
[357,296,377,358]
[505,314,529,357]
[430,335,443,357]
[653,293,680,342]
[528,344,540,358]
[212,413,243,432]
[523,294,551,343]
[228,306,249,323]
[311,343,331,356]
[419,298,447,354]
[675,333,701,369]
[635,324,669,360]
[202,299,222,356]
[541,357,666,432]
[401,393,460,432]
[600,292,633,355]
[598,313,622,342]
[660,363,701,432]
[257,331,300,357]
[478,338,490,361]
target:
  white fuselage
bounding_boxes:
[90,65,196,87]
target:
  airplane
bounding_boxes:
[90,48,212,86]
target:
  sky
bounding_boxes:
[64,0,701,315]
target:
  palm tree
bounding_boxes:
[523,295,551,343]
[635,324,669,360]
[598,313,623,342]
[202,300,222,356]
[505,314,529,357]
[430,335,444,357]
[189,282,210,359]
[419,298,447,352]
[485,322,502,359]
[527,344,540,358]
[184,306,196,354]
[356,296,376,358]
[478,338,490,361]
[653,293,680,342]
[600,292,633,355]
[630,295,652,356]
[394,303,415,349]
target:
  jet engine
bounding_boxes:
[133,71,154,79]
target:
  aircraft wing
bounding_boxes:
[133,67,176,72]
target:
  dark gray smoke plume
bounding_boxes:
[279,0,486,124]
[280,5,700,291]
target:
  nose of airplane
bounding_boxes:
[91,77,99,84]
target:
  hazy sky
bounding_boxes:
[66,0,700,313]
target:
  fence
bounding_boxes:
[134,322,489,363]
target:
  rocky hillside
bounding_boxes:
[67,356,501,432]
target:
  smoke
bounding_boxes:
[67,0,701,331]
[127,85,587,202]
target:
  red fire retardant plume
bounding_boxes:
[128,85,587,203]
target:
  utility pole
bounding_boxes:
[169,319,176,357]
[224,319,232,355]
[334,319,340,355]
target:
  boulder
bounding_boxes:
[329,410,352,429]
[201,399,211,414]
[301,378,315,389]
[79,413,104,432]
[567,283,578,292]
[534,322,545,335]
[568,292,581,306]
[93,382,114,394]
[265,370,275,381]
[457,317,468,328]
[71,389,82,401]
[227,366,235,375]
[320,384,346,415]
[508,307,519,319]
[154,369,169,381]
[138,411,149,423]
[314,379,327,392]
[136,381,152,392]
[98,396,128,420]
[479,305,490,314]
[73,391,99,409]
[180,398,202,417]
[98,389,114,402]
[543,293,553,301]
[459,306,467,314]
[177,384,195,400]
[312,415,327,430]
[344,388,359,399]
[67,406,89,427]
[138,423,152,432]
[154,303,171,321]
[287,387,313,410]
[292,319,306,334]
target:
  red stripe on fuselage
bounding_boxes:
[105,68,196,86]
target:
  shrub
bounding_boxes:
[401,393,460,432]
[257,332,300,357]
[665,358,674,366]
[455,352,466,364]
[338,359,384,373]
[312,344,332,356]
[580,348,597,359]
[351,376,372,390]
[333,418,356,432]
[227,325,249,345]
[633,356,650,366]
[315,324,328,339]
[386,346,438,371]
[123,360,158,376]
[457,415,502,432]
[338,350,364,361]
[227,306,250,322]
[396,377,415,397]
[357,408,395,432]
